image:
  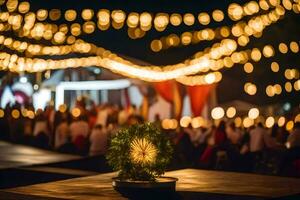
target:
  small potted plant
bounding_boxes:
[106,122,177,195]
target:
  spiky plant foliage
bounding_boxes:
[106,123,173,181]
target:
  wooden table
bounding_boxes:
[1,169,300,200]
[0,141,80,169]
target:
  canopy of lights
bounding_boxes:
[0,0,299,92]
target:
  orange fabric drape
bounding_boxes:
[153,81,174,103]
[154,81,183,119]
[187,84,215,117]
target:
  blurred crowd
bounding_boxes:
[0,100,300,177]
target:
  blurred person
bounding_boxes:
[54,115,70,149]
[214,120,227,146]
[249,122,267,153]
[226,122,241,145]
[33,109,50,137]
[89,124,108,156]
[69,115,90,142]
[95,104,108,127]
[287,122,300,149]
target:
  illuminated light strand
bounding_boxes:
[150,3,278,52]
[0,0,278,44]
[0,1,298,83]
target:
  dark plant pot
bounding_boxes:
[112,177,178,199]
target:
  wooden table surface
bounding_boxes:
[1,169,300,200]
[0,141,81,169]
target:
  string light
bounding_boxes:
[211,107,225,120]
[226,107,236,118]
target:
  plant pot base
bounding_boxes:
[112,177,178,198]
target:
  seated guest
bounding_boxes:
[54,118,69,149]
[33,110,50,137]
[226,122,241,145]
[69,115,90,142]
[69,115,89,154]
[89,124,108,156]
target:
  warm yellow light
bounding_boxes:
[234,117,242,127]
[279,43,288,54]
[212,10,224,22]
[259,0,269,10]
[265,116,275,128]
[220,26,230,37]
[127,12,139,28]
[248,108,259,119]
[294,80,300,91]
[183,13,195,26]
[262,45,274,57]
[211,107,225,120]
[191,117,204,128]
[278,116,286,127]
[71,23,81,36]
[180,116,192,127]
[83,21,95,34]
[71,108,81,118]
[37,9,48,21]
[82,9,94,21]
[245,82,257,95]
[150,39,162,52]
[286,120,294,131]
[54,32,65,43]
[11,109,20,119]
[271,61,279,72]
[6,0,18,12]
[238,35,249,46]
[204,73,216,84]
[274,84,282,94]
[285,82,292,92]
[243,117,254,128]
[49,9,61,21]
[18,1,30,14]
[251,48,262,62]
[111,10,126,24]
[130,138,157,165]
[228,3,243,21]
[170,13,182,26]
[244,62,254,73]
[140,12,152,28]
[154,13,169,31]
[181,32,192,45]
[290,41,299,53]
[27,110,35,119]
[97,9,110,26]
[266,85,275,97]
[198,12,210,25]
[283,0,293,10]
[295,114,300,122]
[65,10,77,21]
[226,107,236,118]
[0,109,4,118]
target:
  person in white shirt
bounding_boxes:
[249,122,281,153]
[226,122,241,145]
[69,116,89,142]
[89,124,108,156]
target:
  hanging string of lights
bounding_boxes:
[0,0,299,84]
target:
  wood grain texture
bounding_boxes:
[0,141,81,169]
[2,169,300,199]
